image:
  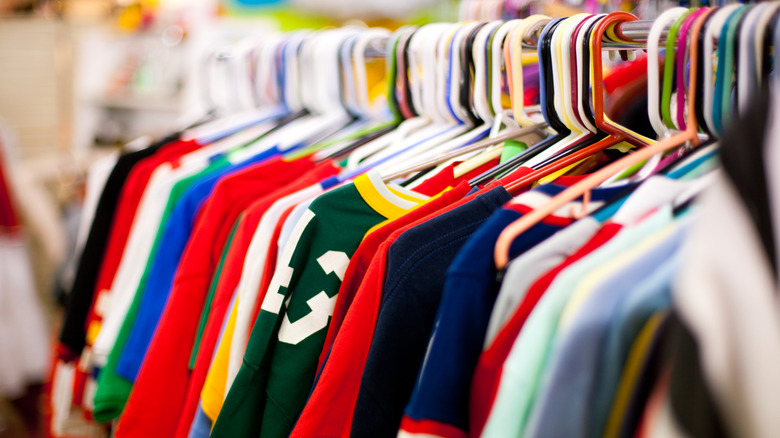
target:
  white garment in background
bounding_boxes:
[0,234,50,398]
[674,173,780,438]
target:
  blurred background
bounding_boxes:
[0,0,458,436]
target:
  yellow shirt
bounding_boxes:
[201,295,239,422]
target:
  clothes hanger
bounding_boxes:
[755,5,780,91]
[502,12,655,196]
[722,5,752,126]
[517,13,603,184]
[447,22,481,125]
[466,17,576,187]
[567,14,598,134]
[660,8,693,130]
[614,7,710,185]
[674,8,709,131]
[494,8,712,270]
[737,3,769,116]
[253,33,282,109]
[340,27,423,171]
[238,28,382,164]
[725,4,750,122]
[448,19,525,178]
[373,22,510,177]
[507,15,551,128]
[358,24,472,171]
[379,20,553,181]
[524,13,622,177]
[713,5,748,136]
[701,4,740,136]
[302,29,409,162]
[292,29,397,161]
[181,43,287,144]
[336,24,466,179]
[508,13,600,178]
[395,22,499,176]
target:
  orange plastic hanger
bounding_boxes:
[501,12,654,196]
[494,8,712,270]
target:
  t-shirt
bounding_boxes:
[175,162,340,437]
[290,183,472,438]
[114,157,314,438]
[209,170,428,438]
[349,187,512,438]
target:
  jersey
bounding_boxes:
[211,170,427,438]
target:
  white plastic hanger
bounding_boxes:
[356,24,469,170]
[254,33,283,108]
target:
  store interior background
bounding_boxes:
[0,0,457,435]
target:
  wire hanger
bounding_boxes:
[494,8,713,270]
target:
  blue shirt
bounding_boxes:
[116,148,278,381]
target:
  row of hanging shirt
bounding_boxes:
[50,4,780,438]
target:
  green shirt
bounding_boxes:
[212,170,427,438]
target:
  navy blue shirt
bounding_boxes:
[349,187,512,438]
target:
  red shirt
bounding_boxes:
[115,157,315,438]
[173,160,340,438]
[469,222,623,437]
